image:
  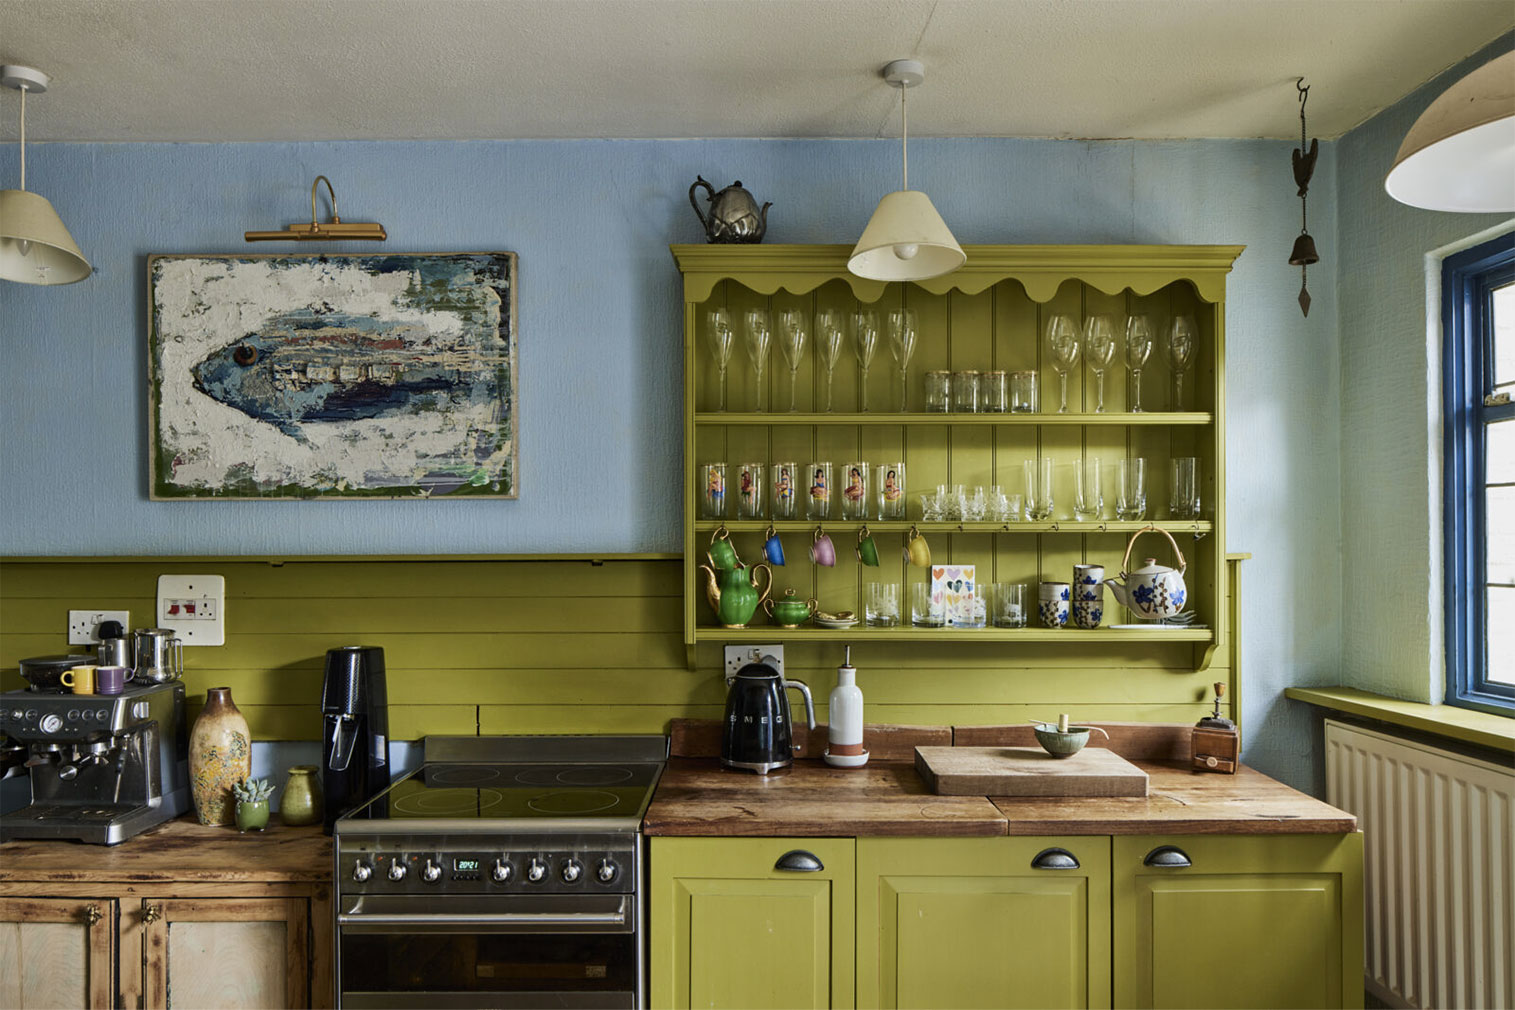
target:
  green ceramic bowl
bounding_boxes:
[1032,723,1091,758]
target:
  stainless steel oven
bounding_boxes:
[334,736,665,1009]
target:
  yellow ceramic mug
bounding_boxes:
[60,665,97,694]
[903,527,932,568]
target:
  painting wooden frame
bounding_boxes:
[148,252,517,500]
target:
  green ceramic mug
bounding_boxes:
[856,527,880,567]
[708,528,739,570]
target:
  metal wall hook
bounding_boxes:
[1098,522,1108,533]
[1049,522,1060,532]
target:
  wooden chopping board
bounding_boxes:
[915,746,1150,797]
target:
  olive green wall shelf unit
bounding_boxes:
[674,244,1244,672]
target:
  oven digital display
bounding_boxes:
[454,858,481,872]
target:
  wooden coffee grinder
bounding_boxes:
[1191,682,1239,774]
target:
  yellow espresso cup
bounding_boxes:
[904,528,932,568]
[60,665,97,694]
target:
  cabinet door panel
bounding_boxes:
[651,837,855,1010]
[1113,834,1364,1010]
[858,837,1111,1010]
[142,897,308,1010]
[0,897,115,1010]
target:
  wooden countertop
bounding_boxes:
[0,816,331,882]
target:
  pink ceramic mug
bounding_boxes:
[810,530,836,567]
[96,666,131,695]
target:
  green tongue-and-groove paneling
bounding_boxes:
[0,556,1228,740]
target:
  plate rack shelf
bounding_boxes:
[674,244,1242,672]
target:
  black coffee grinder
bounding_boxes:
[320,646,389,833]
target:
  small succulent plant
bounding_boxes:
[233,777,274,804]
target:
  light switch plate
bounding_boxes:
[723,644,783,683]
[156,574,226,646]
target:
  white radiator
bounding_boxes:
[1324,719,1515,1010]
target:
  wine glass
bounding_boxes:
[743,308,772,412]
[852,309,880,412]
[776,308,809,412]
[1045,314,1081,414]
[704,308,734,411]
[815,309,846,412]
[1124,314,1155,412]
[1166,314,1197,410]
[1081,314,1118,413]
[886,309,918,411]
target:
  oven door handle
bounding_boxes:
[338,909,628,927]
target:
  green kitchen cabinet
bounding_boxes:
[857,837,1112,1010]
[1112,834,1364,1010]
[650,836,856,1010]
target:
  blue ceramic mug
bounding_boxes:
[763,527,786,566]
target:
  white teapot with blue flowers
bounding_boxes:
[1103,526,1188,620]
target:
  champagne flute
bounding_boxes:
[776,308,809,412]
[1081,314,1118,413]
[704,308,734,411]
[743,308,772,412]
[1124,314,1155,413]
[1045,314,1081,414]
[852,309,880,412]
[1166,314,1197,410]
[886,308,918,411]
[816,308,846,412]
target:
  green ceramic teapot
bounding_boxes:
[699,560,773,629]
[763,588,818,628]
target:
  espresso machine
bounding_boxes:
[320,646,389,833]
[0,680,190,845]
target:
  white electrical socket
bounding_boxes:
[67,610,132,645]
[723,644,784,682]
[156,574,226,646]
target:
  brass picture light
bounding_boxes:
[245,175,387,242]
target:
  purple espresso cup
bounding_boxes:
[810,532,836,567]
[96,666,131,695]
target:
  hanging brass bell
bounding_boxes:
[1289,232,1319,266]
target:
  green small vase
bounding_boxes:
[236,799,270,832]
[280,765,322,827]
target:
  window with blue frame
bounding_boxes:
[1444,231,1515,714]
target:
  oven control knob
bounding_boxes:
[596,859,618,883]
[352,862,372,882]
[527,858,547,883]
[491,858,514,883]
[388,861,408,881]
[561,859,582,883]
[422,859,442,883]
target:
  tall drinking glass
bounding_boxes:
[743,308,772,412]
[704,308,734,411]
[1073,457,1102,521]
[841,462,869,519]
[816,309,846,412]
[1082,314,1118,413]
[1124,315,1155,413]
[776,308,809,412]
[1166,314,1197,410]
[887,308,918,411]
[852,310,880,412]
[807,462,833,519]
[736,461,765,520]
[876,462,906,519]
[1170,457,1200,519]
[1046,314,1081,413]
[771,462,798,519]
[1024,458,1054,521]
[1116,458,1147,520]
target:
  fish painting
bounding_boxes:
[192,311,508,440]
[149,252,517,500]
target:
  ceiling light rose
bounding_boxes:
[1385,49,1515,213]
[0,65,91,286]
[848,59,964,282]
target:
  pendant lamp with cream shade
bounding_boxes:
[1385,49,1515,213]
[848,59,965,282]
[0,65,90,285]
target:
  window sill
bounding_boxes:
[1286,687,1515,754]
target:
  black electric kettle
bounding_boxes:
[721,660,815,773]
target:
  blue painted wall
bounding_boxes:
[0,134,1341,789]
[1334,32,1514,705]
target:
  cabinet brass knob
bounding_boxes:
[143,904,162,924]
[83,904,101,927]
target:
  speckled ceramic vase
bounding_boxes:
[189,687,251,826]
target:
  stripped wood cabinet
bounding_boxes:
[142,897,309,1009]
[0,896,116,1009]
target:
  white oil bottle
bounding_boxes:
[825,645,868,767]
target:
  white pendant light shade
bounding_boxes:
[0,188,91,285]
[848,190,966,281]
[1385,50,1515,213]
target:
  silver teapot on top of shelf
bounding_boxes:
[689,176,770,244]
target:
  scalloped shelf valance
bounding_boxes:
[671,243,1245,304]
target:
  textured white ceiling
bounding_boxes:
[1,0,1511,143]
